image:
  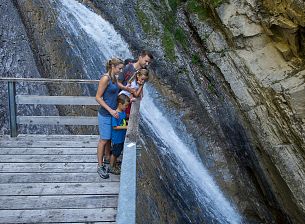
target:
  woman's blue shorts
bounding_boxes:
[98,113,112,140]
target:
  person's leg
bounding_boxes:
[110,154,117,168]
[105,140,111,163]
[108,144,121,175]
[97,139,107,166]
[97,113,111,178]
[97,139,109,178]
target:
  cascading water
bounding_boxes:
[140,84,241,223]
[56,0,132,79]
[55,0,241,223]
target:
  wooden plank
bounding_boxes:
[0,173,120,183]
[69,222,116,224]
[0,182,119,196]
[0,208,116,223]
[0,195,118,209]
[0,134,99,141]
[16,95,99,105]
[125,99,140,142]
[0,77,99,83]
[68,223,115,224]
[0,155,97,163]
[0,147,96,155]
[0,140,98,148]
[0,163,97,173]
[17,116,98,125]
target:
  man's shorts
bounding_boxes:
[112,143,124,157]
[98,113,112,140]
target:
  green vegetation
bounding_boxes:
[174,27,188,49]
[162,29,176,61]
[207,82,218,95]
[191,54,201,64]
[186,0,208,20]
[168,0,182,12]
[135,5,158,34]
[210,0,223,8]
[163,13,176,32]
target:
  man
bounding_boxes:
[118,50,153,92]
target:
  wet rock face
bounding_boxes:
[1,0,98,134]
[0,0,68,135]
[137,131,195,224]
[90,0,305,223]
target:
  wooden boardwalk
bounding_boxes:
[0,134,120,224]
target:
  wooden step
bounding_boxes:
[0,173,120,183]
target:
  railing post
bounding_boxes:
[8,81,17,137]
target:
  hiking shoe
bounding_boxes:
[97,165,109,179]
[108,166,120,175]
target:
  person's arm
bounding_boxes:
[118,67,129,91]
[117,81,128,91]
[113,125,128,130]
[96,75,118,118]
[118,66,136,93]
[132,84,144,98]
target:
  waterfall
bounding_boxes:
[140,84,241,223]
[55,0,241,223]
[56,0,132,79]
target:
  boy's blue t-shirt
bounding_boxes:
[111,111,127,144]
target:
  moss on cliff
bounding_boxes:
[135,5,156,34]
[162,29,176,61]
[186,0,208,20]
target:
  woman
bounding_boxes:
[96,58,124,179]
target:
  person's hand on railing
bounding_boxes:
[110,109,119,119]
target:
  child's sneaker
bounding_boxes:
[116,160,122,169]
[97,165,109,179]
[108,166,120,175]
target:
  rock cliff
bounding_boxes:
[89,0,304,222]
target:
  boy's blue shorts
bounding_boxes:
[98,113,112,140]
[112,143,124,157]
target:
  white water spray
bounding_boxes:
[58,0,131,58]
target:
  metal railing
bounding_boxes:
[1,77,99,137]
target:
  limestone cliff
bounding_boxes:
[89,0,305,223]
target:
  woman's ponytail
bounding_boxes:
[105,58,123,83]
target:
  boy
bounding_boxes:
[108,94,130,175]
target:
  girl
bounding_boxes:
[119,69,149,117]
[96,58,124,179]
